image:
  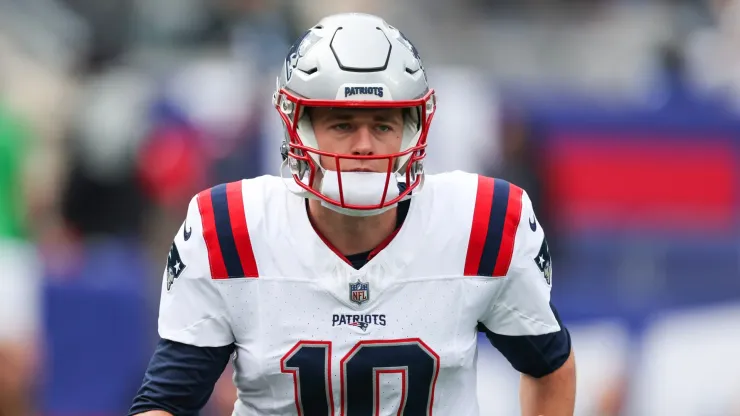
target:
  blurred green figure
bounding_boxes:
[0,102,41,416]
[0,103,31,239]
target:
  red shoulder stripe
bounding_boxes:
[492,184,523,276]
[225,181,259,278]
[464,175,495,276]
[197,189,228,279]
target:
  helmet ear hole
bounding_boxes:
[280,142,289,161]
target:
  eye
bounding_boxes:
[376,124,394,133]
[331,123,352,131]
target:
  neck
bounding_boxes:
[307,199,397,256]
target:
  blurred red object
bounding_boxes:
[137,125,209,210]
[544,134,738,233]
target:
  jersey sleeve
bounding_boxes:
[478,188,560,336]
[128,338,234,415]
[157,195,235,347]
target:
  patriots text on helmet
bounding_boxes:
[344,86,384,98]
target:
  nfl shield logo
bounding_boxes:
[349,280,370,305]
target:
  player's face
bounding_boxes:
[309,107,405,172]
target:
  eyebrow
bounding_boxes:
[324,112,402,123]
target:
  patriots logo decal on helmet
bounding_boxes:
[285,29,322,82]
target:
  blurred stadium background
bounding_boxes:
[0,0,739,415]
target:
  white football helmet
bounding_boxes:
[273,13,436,216]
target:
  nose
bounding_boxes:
[350,125,375,156]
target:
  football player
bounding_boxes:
[130,12,575,416]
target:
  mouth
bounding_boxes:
[346,168,375,173]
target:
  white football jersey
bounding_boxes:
[158,171,559,416]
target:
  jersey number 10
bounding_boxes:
[281,338,440,415]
